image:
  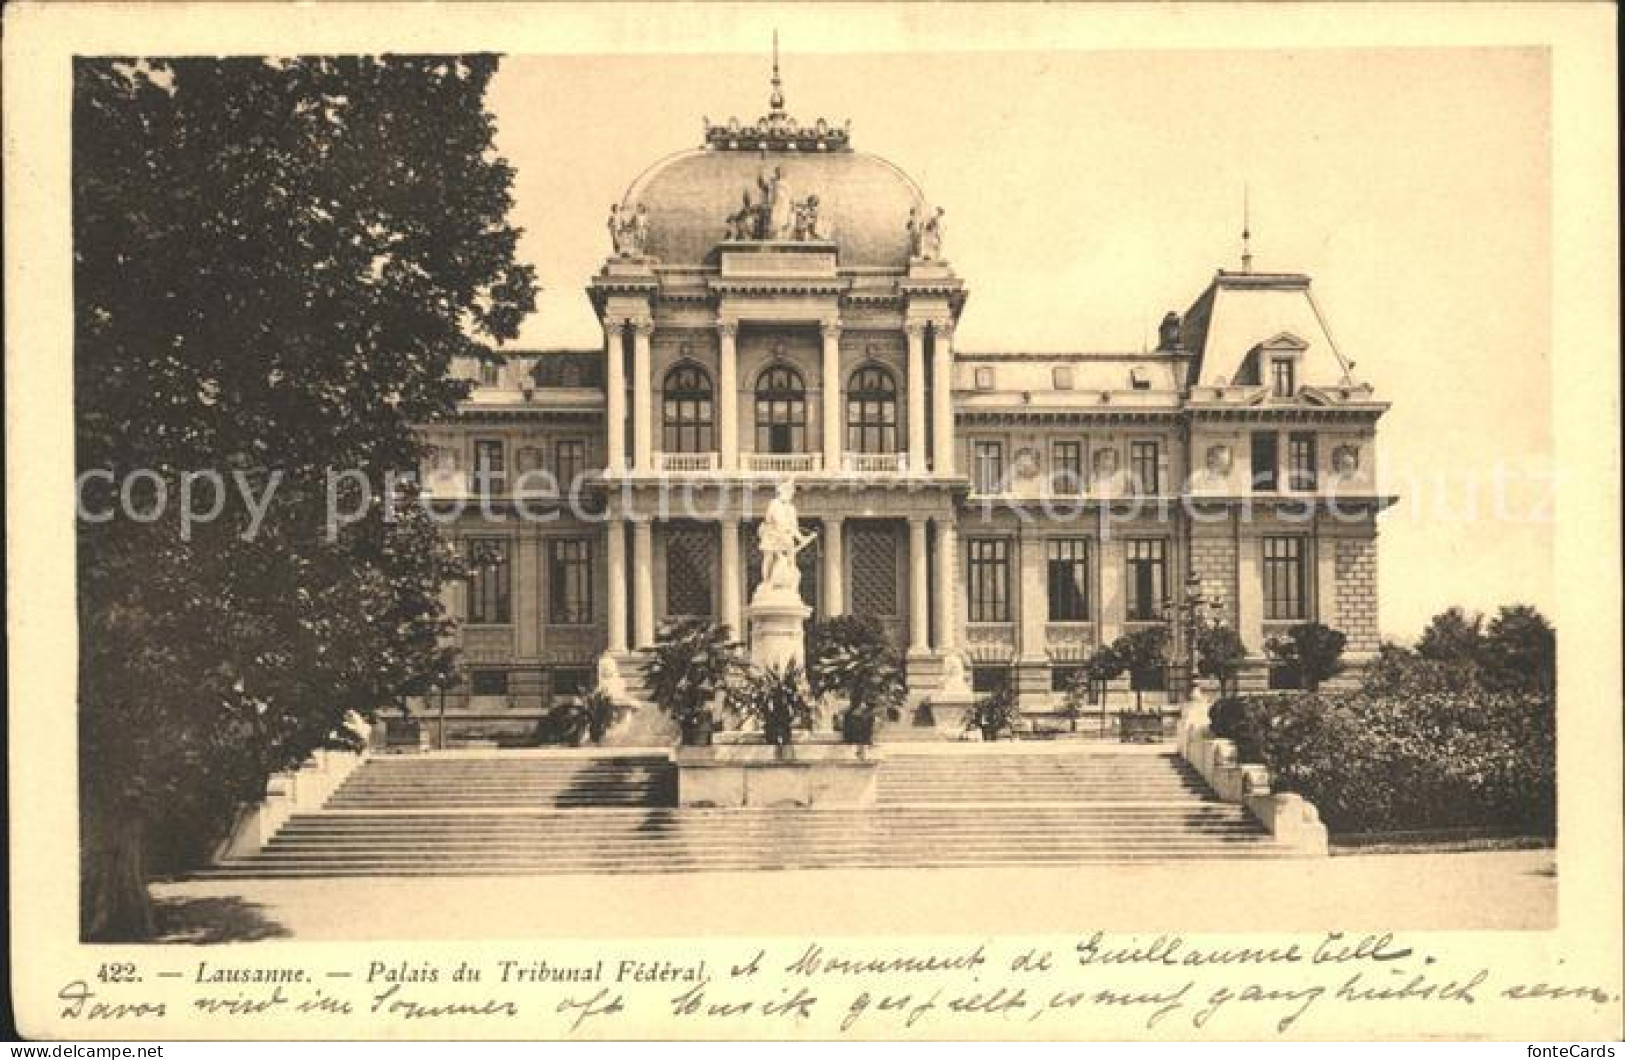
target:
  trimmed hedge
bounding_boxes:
[1208,687,1554,836]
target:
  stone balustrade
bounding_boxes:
[1176,697,1329,857]
[657,451,721,473]
[745,452,822,474]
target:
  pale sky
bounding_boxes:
[486,47,1553,641]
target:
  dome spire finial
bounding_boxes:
[769,30,785,115]
[702,35,851,152]
[1240,183,1254,274]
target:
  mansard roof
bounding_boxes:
[1180,270,1361,390]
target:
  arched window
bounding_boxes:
[846,365,898,454]
[754,365,806,454]
[661,363,714,454]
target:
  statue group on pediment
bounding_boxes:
[907,205,946,260]
[607,202,650,258]
[725,166,826,242]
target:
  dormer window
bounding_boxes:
[1130,366,1151,391]
[1052,366,1074,390]
[974,367,995,391]
[1271,357,1296,398]
[479,361,501,388]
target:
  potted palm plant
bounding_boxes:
[726,661,816,747]
[642,618,745,746]
[808,616,906,746]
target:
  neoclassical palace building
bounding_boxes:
[409,63,1394,740]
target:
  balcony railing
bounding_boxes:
[745,452,822,474]
[845,452,908,474]
[656,451,720,473]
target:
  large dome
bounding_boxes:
[621,148,925,269]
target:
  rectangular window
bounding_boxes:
[465,538,512,625]
[1047,538,1091,621]
[548,538,594,625]
[972,666,1010,695]
[1250,432,1279,491]
[1125,538,1167,622]
[973,441,1005,494]
[554,438,587,492]
[1263,536,1308,621]
[1051,441,1084,494]
[551,667,592,698]
[1051,665,1088,694]
[470,670,509,696]
[1288,432,1317,491]
[472,439,506,494]
[1272,358,1296,397]
[1130,441,1160,496]
[478,361,501,388]
[967,538,1011,623]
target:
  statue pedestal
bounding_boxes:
[674,742,882,808]
[747,591,812,672]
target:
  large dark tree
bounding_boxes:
[74,56,537,940]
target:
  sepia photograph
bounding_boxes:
[6,0,1620,1043]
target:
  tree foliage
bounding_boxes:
[641,619,747,730]
[1111,627,1169,707]
[1265,622,1347,693]
[74,56,537,940]
[1195,623,1248,699]
[806,616,906,724]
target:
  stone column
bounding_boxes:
[822,514,845,617]
[606,518,627,652]
[932,323,955,476]
[1236,528,1264,658]
[720,515,743,638]
[516,532,541,657]
[908,516,930,653]
[905,322,927,474]
[632,516,654,648]
[1098,528,1126,646]
[933,518,957,651]
[821,320,843,473]
[718,321,739,471]
[1314,527,1338,627]
[632,321,653,473]
[1014,527,1052,702]
[604,322,625,472]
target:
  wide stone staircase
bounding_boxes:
[201,746,1289,878]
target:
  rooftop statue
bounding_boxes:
[725,178,827,242]
[607,202,649,257]
[907,205,946,260]
[790,194,825,241]
[758,165,794,239]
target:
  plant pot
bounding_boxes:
[679,714,715,747]
[841,712,877,746]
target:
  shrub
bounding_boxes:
[535,688,622,746]
[1112,627,1169,707]
[641,619,746,738]
[1196,624,1248,699]
[727,661,817,746]
[807,615,906,731]
[1083,644,1126,707]
[967,684,1022,741]
[1207,685,1554,836]
[1265,622,1346,692]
